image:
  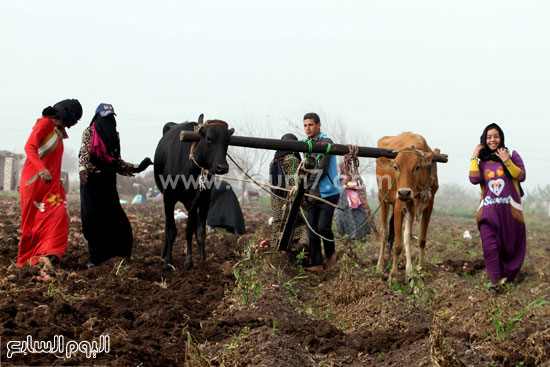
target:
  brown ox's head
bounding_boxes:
[379,145,434,202]
[196,114,235,174]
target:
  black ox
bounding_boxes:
[154,114,234,266]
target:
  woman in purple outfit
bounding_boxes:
[469,123,526,288]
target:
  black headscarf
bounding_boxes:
[42,99,83,127]
[479,123,524,196]
[270,133,302,197]
[89,113,121,164]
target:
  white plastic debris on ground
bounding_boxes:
[174,209,188,221]
[463,230,472,239]
[268,217,273,226]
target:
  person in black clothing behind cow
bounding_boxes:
[207,180,246,234]
[291,113,340,272]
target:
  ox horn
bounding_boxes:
[198,114,204,125]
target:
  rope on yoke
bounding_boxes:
[325,143,332,155]
[342,144,380,237]
[303,138,332,163]
[305,139,313,155]
[317,142,332,162]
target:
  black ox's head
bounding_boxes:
[195,114,234,174]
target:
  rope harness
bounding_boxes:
[342,144,379,237]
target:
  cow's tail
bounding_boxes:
[388,212,395,252]
[162,122,177,136]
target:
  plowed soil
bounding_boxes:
[1,193,549,366]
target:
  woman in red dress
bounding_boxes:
[18,99,82,280]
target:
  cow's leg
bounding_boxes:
[417,201,434,269]
[195,192,211,263]
[185,206,198,267]
[376,201,390,273]
[403,204,414,278]
[389,201,405,283]
[162,197,177,266]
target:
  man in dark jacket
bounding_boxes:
[300,113,340,271]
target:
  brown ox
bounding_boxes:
[375,132,439,282]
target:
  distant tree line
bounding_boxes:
[523,185,550,216]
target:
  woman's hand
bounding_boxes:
[472,144,483,158]
[495,147,510,162]
[289,186,297,197]
[38,169,52,183]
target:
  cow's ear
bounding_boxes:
[198,114,204,125]
[376,157,393,168]
[228,128,235,136]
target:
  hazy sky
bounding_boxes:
[1,0,548,190]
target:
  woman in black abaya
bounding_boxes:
[79,103,152,268]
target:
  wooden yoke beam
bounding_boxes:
[180,131,449,162]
